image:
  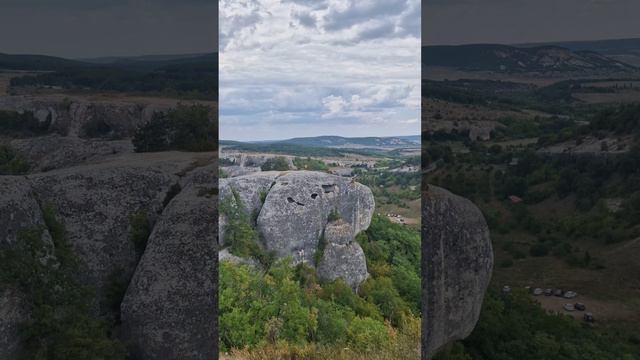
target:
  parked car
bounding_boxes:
[564,291,577,299]
[584,312,595,322]
[563,303,575,312]
[575,303,586,311]
[544,288,553,296]
[533,288,543,296]
[554,289,564,297]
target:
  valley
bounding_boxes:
[423,40,640,359]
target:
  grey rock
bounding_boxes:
[0,290,28,360]
[0,176,52,247]
[257,171,374,262]
[317,220,368,289]
[218,172,279,246]
[323,219,354,245]
[422,186,493,359]
[221,171,373,288]
[120,163,217,360]
[11,135,133,172]
[28,165,177,299]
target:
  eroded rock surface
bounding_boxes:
[219,171,374,288]
[422,185,494,359]
[317,220,369,288]
[0,290,28,360]
[0,151,217,360]
[120,164,217,360]
[258,172,374,261]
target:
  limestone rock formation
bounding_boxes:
[0,152,217,359]
[257,172,374,261]
[0,290,28,360]
[422,185,494,359]
[120,164,217,360]
[10,135,134,172]
[220,171,374,288]
[0,95,173,138]
[28,164,178,294]
[317,220,369,288]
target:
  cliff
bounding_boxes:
[422,185,494,359]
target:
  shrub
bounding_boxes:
[0,145,29,175]
[261,156,290,171]
[346,317,390,353]
[129,211,150,259]
[133,104,216,152]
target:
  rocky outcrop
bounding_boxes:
[0,95,173,139]
[28,163,177,295]
[220,171,374,288]
[0,151,217,359]
[257,172,374,261]
[422,185,494,359]
[0,290,28,360]
[10,135,133,172]
[317,220,369,289]
[120,164,217,360]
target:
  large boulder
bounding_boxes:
[257,171,374,261]
[0,290,28,360]
[219,171,374,289]
[28,165,177,300]
[422,186,493,359]
[0,176,52,247]
[317,220,369,289]
[120,164,217,360]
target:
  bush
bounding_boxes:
[133,104,216,152]
[346,317,390,353]
[0,207,124,359]
[261,156,290,171]
[129,211,150,259]
[0,145,29,175]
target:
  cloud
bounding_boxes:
[219,0,420,141]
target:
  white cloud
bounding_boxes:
[220,0,420,141]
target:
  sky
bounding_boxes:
[0,0,217,58]
[423,0,640,45]
[219,0,421,141]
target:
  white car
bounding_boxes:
[533,288,543,296]
[564,291,577,299]
[563,303,575,312]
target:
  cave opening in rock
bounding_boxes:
[311,193,318,199]
[287,197,305,206]
[322,184,335,193]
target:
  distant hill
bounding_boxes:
[0,53,95,71]
[422,44,637,73]
[4,52,218,100]
[280,135,419,148]
[516,38,640,67]
[80,53,211,64]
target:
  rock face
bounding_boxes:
[220,171,374,288]
[317,220,369,288]
[120,164,217,360]
[10,135,134,172]
[0,152,217,360]
[0,95,173,138]
[0,290,28,360]
[257,172,374,261]
[422,185,494,359]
